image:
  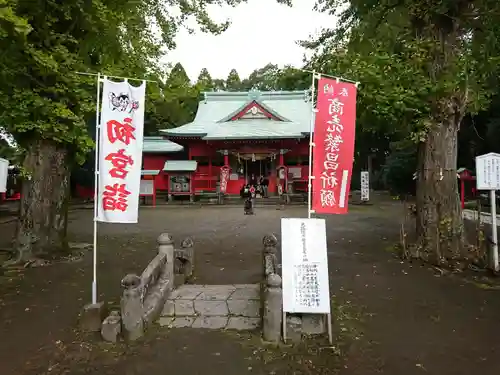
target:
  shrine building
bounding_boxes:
[141,89,312,198]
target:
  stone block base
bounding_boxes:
[80,302,107,332]
[302,314,326,335]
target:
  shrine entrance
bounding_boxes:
[231,146,277,182]
[244,158,272,181]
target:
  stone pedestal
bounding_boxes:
[120,274,144,341]
[80,301,107,332]
[263,273,282,343]
[101,311,121,343]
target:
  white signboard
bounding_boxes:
[360,171,369,201]
[140,179,154,195]
[0,158,8,193]
[476,153,500,190]
[97,78,146,223]
[281,218,330,314]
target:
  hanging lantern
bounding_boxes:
[252,153,256,162]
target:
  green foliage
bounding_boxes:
[302,0,500,198]
[0,0,252,165]
[241,64,310,91]
[308,0,500,140]
[149,62,199,132]
[226,68,243,91]
[382,140,417,195]
[195,68,215,91]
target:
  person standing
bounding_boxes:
[261,175,269,197]
[249,174,257,187]
[249,184,256,211]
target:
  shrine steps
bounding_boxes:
[158,284,261,331]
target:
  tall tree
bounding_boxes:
[195,68,215,91]
[274,66,311,91]
[308,0,500,265]
[212,79,226,91]
[154,63,199,130]
[226,68,242,91]
[0,0,249,263]
[242,63,280,90]
[166,63,191,89]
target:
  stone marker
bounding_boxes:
[286,315,303,343]
[101,311,122,343]
[80,301,107,332]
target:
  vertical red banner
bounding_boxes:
[219,166,230,194]
[312,78,357,214]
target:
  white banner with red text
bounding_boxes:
[97,78,146,223]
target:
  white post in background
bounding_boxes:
[490,190,498,271]
[92,73,102,304]
[475,152,500,272]
[360,171,370,202]
[0,158,8,193]
[307,72,318,219]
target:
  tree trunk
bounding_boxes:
[415,113,465,265]
[12,139,70,262]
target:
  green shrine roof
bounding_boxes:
[143,136,183,153]
[141,170,160,175]
[163,160,198,172]
[159,90,313,140]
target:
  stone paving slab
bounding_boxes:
[174,300,196,316]
[226,317,260,331]
[229,285,260,301]
[170,286,203,300]
[159,284,262,331]
[227,299,259,317]
[194,300,229,316]
[195,285,236,301]
[192,316,229,329]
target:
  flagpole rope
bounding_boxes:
[75,71,158,83]
[297,68,360,86]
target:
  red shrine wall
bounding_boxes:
[142,154,172,190]
[189,140,223,193]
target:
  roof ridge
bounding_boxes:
[203,90,308,102]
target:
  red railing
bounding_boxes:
[192,174,218,192]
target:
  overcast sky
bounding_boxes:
[163,0,337,81]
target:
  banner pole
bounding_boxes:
[307,72,317,219]
[92,72,102,304]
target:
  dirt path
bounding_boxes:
[0,201,499,374]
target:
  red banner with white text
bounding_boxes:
[312,78,357,214]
